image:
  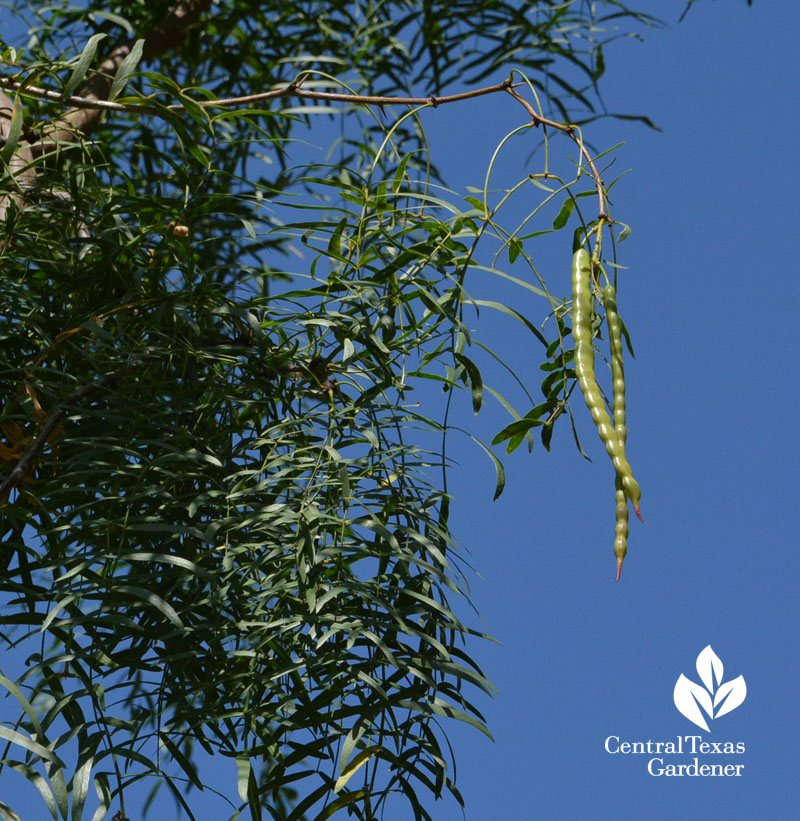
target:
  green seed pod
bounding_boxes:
[604,283,630,580]
[571,249,643,523]
[613,479,629,581]
[604,284,626,440]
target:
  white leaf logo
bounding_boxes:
[714,676,747,718]
[696,645,724,692]
[673,646,746,731]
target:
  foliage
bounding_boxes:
[0,1,743,819]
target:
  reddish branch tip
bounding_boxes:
[615,559,623,582]
[633,502,644,523]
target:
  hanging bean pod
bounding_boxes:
[604,283,630,580]
[571,249,643,522]
[613,479,629,580]
[604,285,626,441]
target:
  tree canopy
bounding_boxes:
[0,2,750,819]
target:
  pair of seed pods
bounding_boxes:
[571,248,642,580]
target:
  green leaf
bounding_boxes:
[246,764,262,821]
[552,197,575,230]
[123,552,212,578]
[236,757,251,803]
[41,593,78,632]
[621,315,635,357]
[504,430,528,454]
[454,353,483,414]
[594,44,606,80]
[492,417,539,447]
[470,435,505,500]
[71,737,99,821]
[186,142,211,168]
[240,218,257,239]
[541,369,565,400]
[541,419,555,451]
[492,402,555,452]
[392,153,413,193]
[115,585,184,627]
[327,217,347,259]
[316,791,369,820]
[178,92,213,131]
[62,34,107,100]
[334,746,381,792]
[507,237,522,264]
[463,195,486,213]
[0,727,64,767]
[49,769,68,821]
[108,38,144,101]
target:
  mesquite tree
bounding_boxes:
[0,2,744,819]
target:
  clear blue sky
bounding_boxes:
[2,2,798,820]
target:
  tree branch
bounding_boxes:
[0,72,614,222]
[0,77,520,118]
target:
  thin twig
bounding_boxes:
[504,85,609,220]
[0,77,519,117]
